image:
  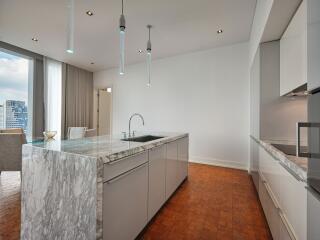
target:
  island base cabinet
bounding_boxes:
[177,137,189,185]
[103,162,148,240]
[166,141,179,200]
[148,145,166,221]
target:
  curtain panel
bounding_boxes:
[62,64,93,138]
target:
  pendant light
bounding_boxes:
[119,0,126,75]
[146,25,152,87]
[66,0,75,54]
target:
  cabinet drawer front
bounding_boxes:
[103,162,148,240]
[259,177,280,240]
[259,147,281,207]
[279,165,307,240]
[103,151,148,182]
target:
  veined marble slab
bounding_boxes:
[21,132,188,240]
[250,135,307,181]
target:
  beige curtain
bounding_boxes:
[61,64,93,138]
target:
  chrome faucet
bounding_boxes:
[129,113,145,137]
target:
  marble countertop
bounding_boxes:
[250,135,308,181]
[26,131,188,163]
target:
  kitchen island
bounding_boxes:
[21,132,189,240]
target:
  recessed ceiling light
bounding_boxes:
[217,29,223,34]
[138,49,143,53]
[32,37,39,42]
[86,10,94,16]
[90,62,94,65]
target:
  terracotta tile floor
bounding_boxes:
[141,163,272,240]
[0,163,272,240]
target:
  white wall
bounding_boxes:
[94,42,250,170]
[259,41,307,142]
[249,0,274,67]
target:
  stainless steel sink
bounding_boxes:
[121,135,164,143]
[271,143,308,156]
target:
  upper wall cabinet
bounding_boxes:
[307,0,320,92]
[280,1,307,96]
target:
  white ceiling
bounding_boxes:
[0,0,256,72]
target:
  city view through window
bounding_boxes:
[0,50,33,136]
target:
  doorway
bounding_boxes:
[97,88,112,136]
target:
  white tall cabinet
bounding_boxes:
[280,0,307,96]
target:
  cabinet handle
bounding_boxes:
[296,122,320,158]
[279,161,303,182]
[264,181,281,210]
[105,162,147,184]
[279,211,297,240]
[106,152,145,165]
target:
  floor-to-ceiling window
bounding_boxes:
[0,49,33,137]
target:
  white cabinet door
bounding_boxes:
[279,165,307,240]
[307,0,320,91]
[103,161,148,240]
[148,145,166,221]
[177,137,188,185]
[166,141,178,200]
[280,0,307,95]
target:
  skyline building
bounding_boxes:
[0,104,4,128]
[5,100,28,130]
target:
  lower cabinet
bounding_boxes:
[103,159,148,240]
[148,145,166,221]
[259,176,280,240]
[307,188,320,240]
[177,137,189,185]
[280,213,294,240]
[258,146,307,240]
[103,137,189,240]
[166,140,179,200]
[166,137,189,200]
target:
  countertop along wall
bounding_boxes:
[94,42,250,170]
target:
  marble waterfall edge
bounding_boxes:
[21,145,100,240]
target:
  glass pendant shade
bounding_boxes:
[147,50,151,86]
[66,0,74,54]
[119,27,125,75]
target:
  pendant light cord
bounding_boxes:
[121,0,124,14]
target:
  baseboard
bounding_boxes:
[190,156,248,171]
